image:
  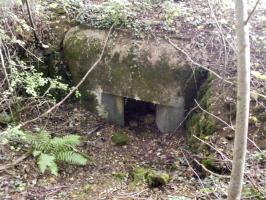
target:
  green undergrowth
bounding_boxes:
[2,128,88,175]
[186,75,216,150]
[113,172,128,181]
[48,0,187,38]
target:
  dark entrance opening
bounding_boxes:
[124,98,157,131]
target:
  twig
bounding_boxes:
[207,0,229,100]
[195,99,234,130]
[0,150,32,172]
[0,43,11,90]
[167,38,233,85]
[193,135,232,162]
[195,99,262,152]
[245,0,261,25]
[193,158,230,178]
[193,155,231,163]
[45,186,69,197]
[0,43,14,118]
[180,150,211,200]
[86,124,104,136]
[175,105,198,131]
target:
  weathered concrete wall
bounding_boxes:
[63,25,200,133]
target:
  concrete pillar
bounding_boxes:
[101,93,124,126]
[155,100,184,133]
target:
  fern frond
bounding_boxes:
[25,131,52,152]
[21,130,86,175]
[54,135,81,147]
[56,151,87,165]
[37,153,58,175]
[51,135,81,152]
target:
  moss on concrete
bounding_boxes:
[63,27,197,110]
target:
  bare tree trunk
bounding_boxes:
[227,0,250,199]
[25,0,41,47]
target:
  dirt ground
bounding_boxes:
[0,104,206,200]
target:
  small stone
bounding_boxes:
[111,132,130,146]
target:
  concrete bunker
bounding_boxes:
[63,26,204,133]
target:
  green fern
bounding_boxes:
[51,135,81,152]
[25,130,52,152]
[38,153,58,175]
[21,130,88,175]
[56,151,87,165]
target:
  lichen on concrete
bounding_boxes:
[63,26,198,109]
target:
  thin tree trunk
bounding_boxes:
[227,0,250,199]
[24,0,40,47]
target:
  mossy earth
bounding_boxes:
[111,132,130,146]
[131,167,170,187]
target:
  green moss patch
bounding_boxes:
[113,172,127,181]
[130,167,170,187]
[132,167,148,185]
[111,132,130,146]
[146,170,170,187]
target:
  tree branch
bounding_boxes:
[167,38,233,85]
[0,150,32,172]
[245,0,261,25]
